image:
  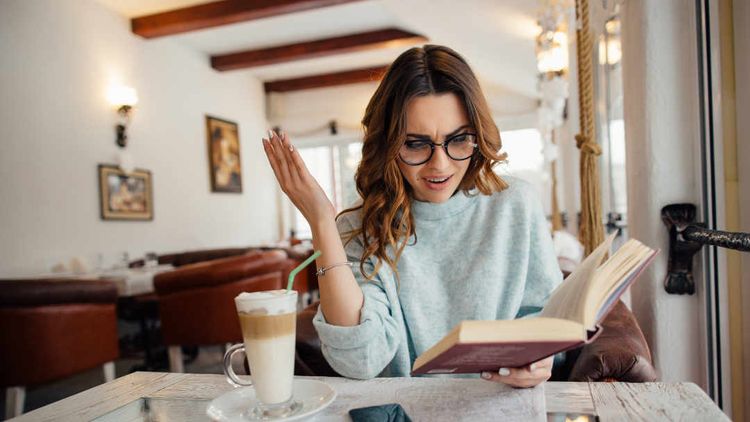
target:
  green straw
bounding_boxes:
[287,250,321,291]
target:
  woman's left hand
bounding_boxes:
[480,356,554,388]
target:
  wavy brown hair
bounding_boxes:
[339,44,508,280]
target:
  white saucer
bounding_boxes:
[206,379,336,421]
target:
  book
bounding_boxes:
[411,234,658,375]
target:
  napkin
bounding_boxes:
[349,403,412,422]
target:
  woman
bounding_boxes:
[262,45,562,388]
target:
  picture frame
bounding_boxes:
[206,115,242,193]
[98,164,153,221]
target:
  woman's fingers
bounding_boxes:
[268,130,293,188]
[480,357,553,388]
[285,132,312,182]
[262,138,284,183]
[279,131,303,185]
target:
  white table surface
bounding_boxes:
[27,264,174,297]
[13,372,728,422]
[98,264,174,296]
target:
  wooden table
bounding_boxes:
[13,372,727,421]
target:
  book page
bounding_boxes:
[589,244,657,324]
[539,233,616,324]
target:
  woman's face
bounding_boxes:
[397,93,473,203]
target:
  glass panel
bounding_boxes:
[497,128,547,204]
[595,14,628,245]
[294,146,334,239]
[337,142,363,210]
[499,129,545,173]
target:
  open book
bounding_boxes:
[411,234,658,375]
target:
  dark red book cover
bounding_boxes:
[412,338,590,375]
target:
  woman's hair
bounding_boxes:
[340,44,508,280]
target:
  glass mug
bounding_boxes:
[223,289,301,419]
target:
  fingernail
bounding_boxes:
[289,145,294,152]
[268,129,275,139]
[498,368,510,376]
[481,372,491,379]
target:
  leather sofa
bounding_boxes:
[153,249,303,372]
[295,299,657,382]
[129,247,256,268]
[0,278,119,417]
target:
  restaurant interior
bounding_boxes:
[0,0,749,421]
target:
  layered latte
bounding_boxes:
[235,290,297,406]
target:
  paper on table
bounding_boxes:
[314,377,546,422]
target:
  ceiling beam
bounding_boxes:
[264,65,388,92]
[131,0,364,39]
[211,28,426,71]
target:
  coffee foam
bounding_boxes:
[235,289,296,315]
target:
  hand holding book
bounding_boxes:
[479,355,554,388]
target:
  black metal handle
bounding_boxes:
[661,203,750,295]
[682,225,750,252]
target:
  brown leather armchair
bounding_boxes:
[294,299,657,382]
[0,279,119,418]
[153,250,300,372]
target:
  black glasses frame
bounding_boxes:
[398,132,479,166]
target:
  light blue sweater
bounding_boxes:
[312,176,563,379]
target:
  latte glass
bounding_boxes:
[223,289,300,419]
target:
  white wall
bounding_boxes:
[621,0,705,385]
[0,0,278,276]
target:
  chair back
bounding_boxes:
[154,250,296,346]
[0,279,119,387]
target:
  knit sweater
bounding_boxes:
[312,176,563,379]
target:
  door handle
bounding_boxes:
[661,203,750,295]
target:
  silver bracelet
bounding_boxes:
[315,261,353,277]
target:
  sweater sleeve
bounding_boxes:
[312,214,401,379]
[515,191,564,319]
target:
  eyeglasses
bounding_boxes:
[398,132,478,166]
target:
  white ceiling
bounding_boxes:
[95,0,541,105]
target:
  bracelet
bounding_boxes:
[315,261,353,277]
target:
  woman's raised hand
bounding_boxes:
[262,130,336,225]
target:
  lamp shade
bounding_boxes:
[107,85,138,108]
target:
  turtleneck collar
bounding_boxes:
[410,189,478,221]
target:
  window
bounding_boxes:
[292,141,362,239]
[497,128,548,204]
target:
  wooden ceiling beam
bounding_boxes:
[132,0,363,39]
[264,65,388,92]
[212,28,426,71]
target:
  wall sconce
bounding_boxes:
[107,85,138,148]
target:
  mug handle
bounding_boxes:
[223,343,253,387]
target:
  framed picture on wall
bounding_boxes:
[98,164,153,221]
[206,115,242,193]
